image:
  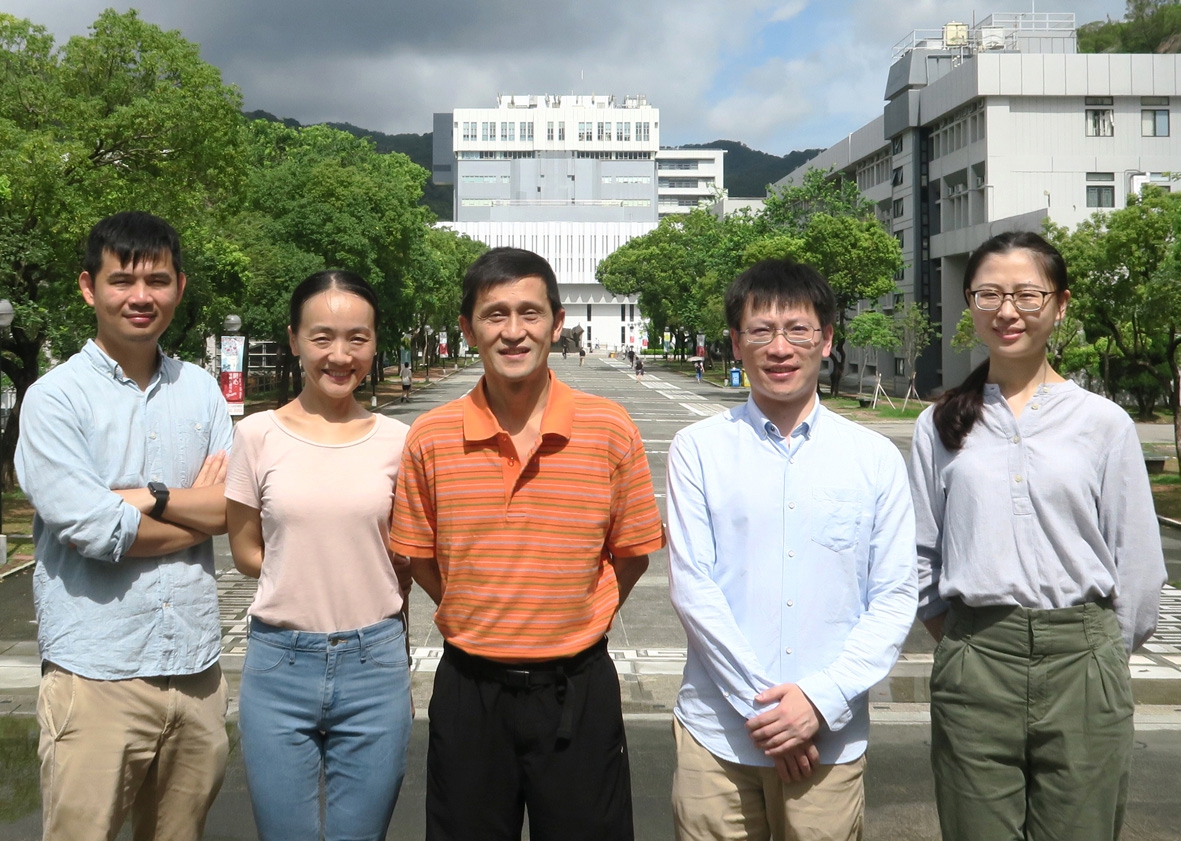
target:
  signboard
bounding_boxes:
[220,335,245,417]
[696,333,706,358]
[438,334,449,359]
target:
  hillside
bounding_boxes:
[243,110,452,220]
[678,140,823,197]
[243,111,825,218]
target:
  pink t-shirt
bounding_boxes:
[225,410,409,632]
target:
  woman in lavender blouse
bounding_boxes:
[909,231,1165,841]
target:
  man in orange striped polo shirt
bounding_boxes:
[391,247,666,841]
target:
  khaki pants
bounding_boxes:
[671,718,865,841]
[38,663,229,841]
[930,600,1134,841]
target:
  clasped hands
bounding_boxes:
[745,683,822,784]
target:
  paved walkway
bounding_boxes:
[3,354,1181,838]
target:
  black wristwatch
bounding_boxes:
[148,482,170,520]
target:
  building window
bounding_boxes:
[587,305,592,321]
[894,358,906,376]
[623,122,631,141]
[547,121,554,141]
[520,122,533,141]
[1086,184,1115,208]
[481,122,490,142]
[892,198,904,218]
[630,304,636,321]
[579,122,591,142]
[891,136,903,155]
[1085,97,1114,137]
[558,122,565,141]
[597,122,607,141]
[892,167,904,186]
[895,230,904,250]
[616,123,624,141]
[1142,108,1169,137]
[637,122,650,141]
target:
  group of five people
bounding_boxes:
[17,210,1165,841]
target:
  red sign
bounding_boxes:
[220,371,244,403]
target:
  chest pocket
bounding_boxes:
[810,487,862,553]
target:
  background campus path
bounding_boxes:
[1,353,1180,838]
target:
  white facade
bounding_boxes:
[779,12,1181,393]
[442,220,657,353]
[656,148,726,216]
[434,94,726,349]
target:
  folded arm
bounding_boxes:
[226,499,265,578]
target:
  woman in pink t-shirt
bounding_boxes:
[225,270,411,841]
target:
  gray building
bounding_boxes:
[778,12,1181,394]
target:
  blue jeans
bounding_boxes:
[239,616,412,841]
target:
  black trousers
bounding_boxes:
[425,641,633,841]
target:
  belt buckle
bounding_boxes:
[503,669,532,689]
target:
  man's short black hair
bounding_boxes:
[83,211,182,279]
[724,259,837,331]
[460,247,562,321]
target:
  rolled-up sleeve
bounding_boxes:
[15,385,140,562]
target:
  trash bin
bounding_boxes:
[729,368,742,388]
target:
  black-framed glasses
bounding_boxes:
[740,325,821,346]
[969,288,1056,312]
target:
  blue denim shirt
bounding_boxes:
[667,398,917,766]
[15,340,233,679]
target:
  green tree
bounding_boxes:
[0,10,245,486]
[846,310,899,404]
[895,301,939,407]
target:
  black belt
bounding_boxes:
[442,638,608,743]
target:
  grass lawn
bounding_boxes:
[1151,468,1181,521]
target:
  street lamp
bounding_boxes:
[222,314,242,334]
[424,326,434,384]
[0,299,14,549]
[722,328,730,387]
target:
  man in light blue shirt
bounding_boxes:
[668,259,917,841]
[15,212,233,841]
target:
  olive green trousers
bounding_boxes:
[930,600,1133,841]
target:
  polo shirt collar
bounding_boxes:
[463,370,575,443]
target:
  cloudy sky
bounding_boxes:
[7,1,1127,154]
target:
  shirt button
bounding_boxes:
[788,550,795,558]
[195,423,202,431]
[1030,404,1039,411]
[149,432,157,440]
[151,475,159,482]
[785,648,793,655]
[788,502,795,509]
[789,458,795,465]
[1015,475,1023,483]
[1012,435,1020,443]
[787,600,794,607]
[162,602,171,609]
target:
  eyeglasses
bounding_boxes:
[969,289,1056,312]
[740,325,821,346]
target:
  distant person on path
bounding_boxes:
[909,231,1165,841]
[667,259,917,841]
[635,357,644,382]
[16,211,233,841]
[226,270,412,841]
[579,345,586,366]
[400,362,412,402]
[693,360,704,383]
[391,247,666,841]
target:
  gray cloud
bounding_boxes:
[4,1,1127,154]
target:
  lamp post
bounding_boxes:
[0,299,14,549]
[424,326,434,384]
[722,328,730,387]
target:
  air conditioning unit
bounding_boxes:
[980,26,1005,50]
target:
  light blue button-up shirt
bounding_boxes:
[15,340,233,680]
[668,397,917,766]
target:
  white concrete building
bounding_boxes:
[437,220,657,352]
[656,148,726,216]
[433,95,725,351]
[778,12,1181,394]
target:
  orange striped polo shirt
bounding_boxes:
[390,372,666,661]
